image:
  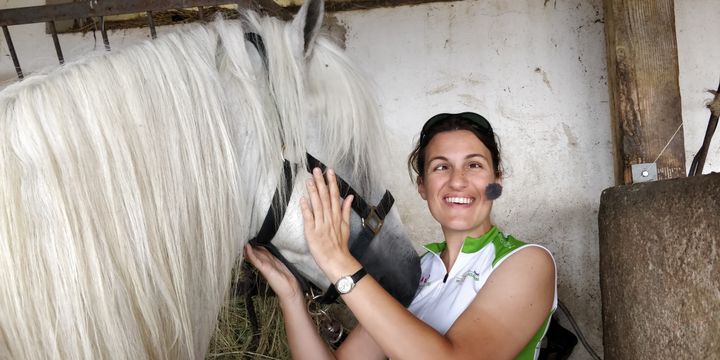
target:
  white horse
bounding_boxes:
[0,0,420,358]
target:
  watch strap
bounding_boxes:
[351,267,367,284]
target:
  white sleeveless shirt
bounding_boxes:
[407,227,557,360]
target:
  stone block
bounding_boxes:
[599,173,719,359]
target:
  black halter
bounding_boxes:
[248,153,394,304]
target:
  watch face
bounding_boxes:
[336,276,354,294]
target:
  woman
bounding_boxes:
[245,112,557,359]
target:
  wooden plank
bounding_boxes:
[603,0,685,184]
[0,0,255,26]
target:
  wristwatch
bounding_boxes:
[335,267,367,294]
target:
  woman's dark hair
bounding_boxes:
[407,112,503,182]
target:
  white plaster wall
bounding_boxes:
[334,2,610,358]
[676,1,720,174]
[335,2,719,358]
[2,1,719,359]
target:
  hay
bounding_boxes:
[206,264,357,359]
[207,293,290,359]
[206,263,291,359]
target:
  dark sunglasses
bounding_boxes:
[419,112,493,144]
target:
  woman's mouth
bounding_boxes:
[444,196,474,205]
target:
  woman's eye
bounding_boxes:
[432,164,448,171]
[468,162,484,169]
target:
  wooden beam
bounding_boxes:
[0,0,256,27]
[604,0,685,184]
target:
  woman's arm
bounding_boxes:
[335,325,386,360]
[301,168,556,360]
[245,244,387,360]
[244,245,335,360]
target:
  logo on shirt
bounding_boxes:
[455,270,481,283]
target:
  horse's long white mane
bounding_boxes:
[0,5,387,359]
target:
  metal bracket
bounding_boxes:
[361,207,384,235]
[631,163,657,183]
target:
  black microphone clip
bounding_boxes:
[485,183,503,201]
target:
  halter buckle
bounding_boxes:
[361,207,384,235]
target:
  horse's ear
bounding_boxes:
[292,0,325,57]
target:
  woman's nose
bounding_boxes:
[448,168,468,189]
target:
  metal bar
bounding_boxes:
[48,20,64,64]
[0,0,247,27]
[2,25,23,79]
[100,16,110,51]
[146,11,157,39]
[252,0,292,20]
[688,80,720,176]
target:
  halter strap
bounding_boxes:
[305,153,394,238]
[244,32,267,68]
[248,160,314,294]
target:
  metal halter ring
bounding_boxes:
[306,291,345,344]
[307,292,330,317]
[361,207,384,235]
[320,317,344,344]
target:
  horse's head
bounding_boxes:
[218,0,421,306]
[0,1,418,358]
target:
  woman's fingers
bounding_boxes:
[312,167,333,223]
[244,243,262,265]
[341,195,354,240]
[327,169,342,224]
[305,169,324,227]
[245,244,274,270]
[244,244,301,300]
[303,167,352,249]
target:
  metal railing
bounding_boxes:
[0,0,288,79]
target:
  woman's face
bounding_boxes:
[417,130,499,239]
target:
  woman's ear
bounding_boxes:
[416,176,427,200]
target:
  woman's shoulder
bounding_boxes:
[490,230,555,271]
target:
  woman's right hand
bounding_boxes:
[244,244,303,304]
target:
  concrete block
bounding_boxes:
[599,173,719,359]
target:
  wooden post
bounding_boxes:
[604,0,685,184]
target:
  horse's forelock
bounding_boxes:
[305,36,390,198]
[222,11,389,201]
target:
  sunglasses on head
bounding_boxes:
[419,112,493,144]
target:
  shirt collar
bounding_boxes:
[423,226,499,255]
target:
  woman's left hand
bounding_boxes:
[300,167,361,281]
[244,244,303,304]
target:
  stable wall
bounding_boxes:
[2,1,719,359]
[336,3,611,358]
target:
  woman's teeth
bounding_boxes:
[445,197,473,204]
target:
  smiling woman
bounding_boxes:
[248,112,557,360]
[401,112,557,359]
